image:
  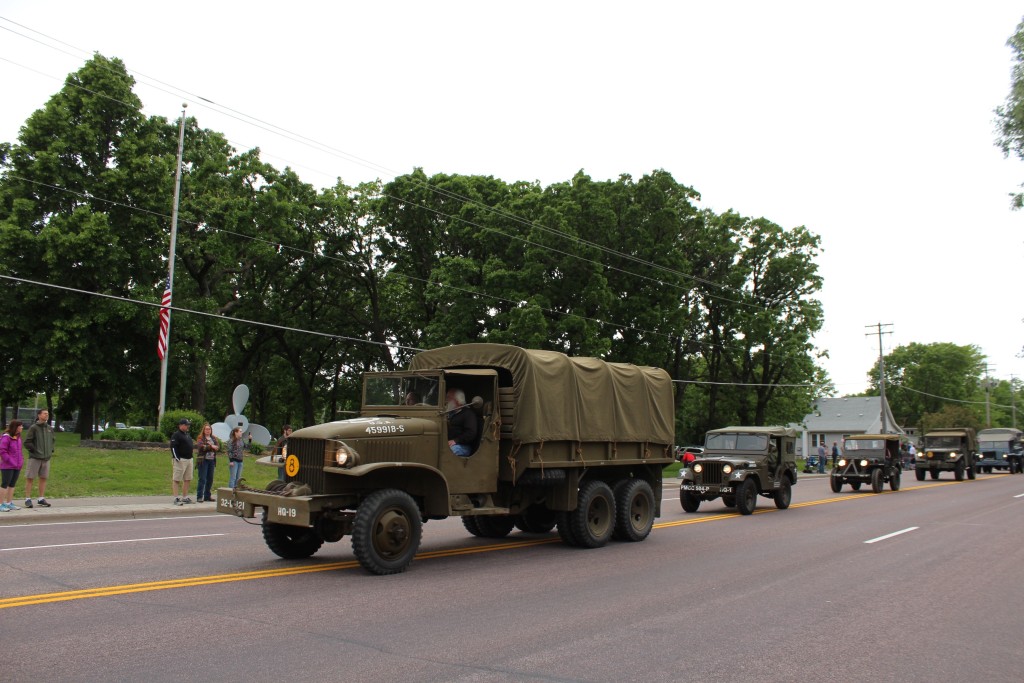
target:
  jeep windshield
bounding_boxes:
[364,375,441,408]
[843,439,886,453]
[705,433,769,451]
[924,436,962,449]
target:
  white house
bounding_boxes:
[795,396,905,457]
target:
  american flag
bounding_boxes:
[157,276,172,360]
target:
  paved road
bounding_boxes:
[1,472,1022,682]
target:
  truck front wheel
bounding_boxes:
[568,480,616,548]
[613,479,655,541]
[352,489,422,575]
[954,460,966,482]
[261,513,324,560]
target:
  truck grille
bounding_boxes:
[697,462,726,485]
[286,438,326,492]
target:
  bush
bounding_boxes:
[249,442,265,455]
[159,410,207,439]
[96,428,165,443]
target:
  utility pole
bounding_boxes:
[866,323,893,433]
[982,364,996,428]
[1011,375,1018,429]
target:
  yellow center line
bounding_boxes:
[0,476,992,609]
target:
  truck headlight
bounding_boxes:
[948,451,958,459]
[334,442,360,467]
[838,458,847,467]
[1002,454,1008,459]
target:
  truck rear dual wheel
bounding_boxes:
[262,513,325,560]
[351,489,422,575]
[563,480,616,548]
[612,479,655,542]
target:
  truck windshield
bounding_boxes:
[924,436,962,449]
[705,433,769,450]
[364,376,440,408]
[979,440,1011,453]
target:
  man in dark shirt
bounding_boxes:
[446,389,477,457]
[170,418,194,506]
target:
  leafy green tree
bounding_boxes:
[920,405,982,435]
[996,16,1024,208]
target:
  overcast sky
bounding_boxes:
[2,2,1022,395]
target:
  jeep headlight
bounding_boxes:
[860,459,868,468]
[333,442,360,467]
[723,464,733,474]
[838,458,847,467]
[693,463,703,473]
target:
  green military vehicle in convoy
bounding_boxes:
[975,427,1023,473]
[830,434,901,494]
[216,344,675,574]
[915,427,977,481]
[679,426,798,515]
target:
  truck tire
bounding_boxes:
[475,515,516,538]
[890,469,901,491]
[462,516,484,537]
[735,478,758,515]
[680,491,701,513]
[556,511,581,547]
[568,480,616,548]
[954,460,966,482]
[850,482,862,491]
[968,461,977,479]
[915,469,925,481]
[261,513,324,560]
[612,479,655,541]
[351,489,422,575]
[830,476,843,493]
[773,477,792,509]
[871,468,884,494]
[515,506,557,534]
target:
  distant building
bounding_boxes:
[795,396,905,456]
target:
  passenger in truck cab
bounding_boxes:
[445,388,478,457]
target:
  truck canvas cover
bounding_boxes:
[408,343,674,445]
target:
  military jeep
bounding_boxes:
[830,434,901,494]
[915,428,977,481]
[679,426,798,515]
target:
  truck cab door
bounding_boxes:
[440,371,499,495]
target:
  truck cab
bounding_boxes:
[916,428,977,481]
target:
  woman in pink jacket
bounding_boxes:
[0,419,25,511]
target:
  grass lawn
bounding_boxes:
[12,433,273,499]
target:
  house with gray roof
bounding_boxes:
[794,396,905,457]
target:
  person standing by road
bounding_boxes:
[194,422,219,502]
[274,424,292,480]
[831,442,840,469]
[0,420,25,512]
[23,409,54,508]
[227,427,245,488]
[170,418,194,506]
[817,442,827,474]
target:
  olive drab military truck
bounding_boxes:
[830,434,901,494]
[975,427,1023,473]
[915,428,977,481]
[216,343,675,575]
[678,426,798,515]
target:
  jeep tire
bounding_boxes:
[915,468,926,481]
[871,468,884,494]
[830,476,843,493]
[735,478,758,515]
[774,477,792,509]
[680,490,701,513]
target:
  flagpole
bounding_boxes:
[158,103,187,424]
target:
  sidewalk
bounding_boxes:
[0,495,218,526]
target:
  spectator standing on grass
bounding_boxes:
[227,427,245,488]
[23,409,54,508]
[170,418,194,506]
[195,422,220,502]
[275,424,292,479]
[0,420,25,512]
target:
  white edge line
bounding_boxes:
[864,527,919,544]
[1,533,226,552]
[1014,493,1024,498]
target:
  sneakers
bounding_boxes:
[182,497,193,504]
[7,502,19,510]
[37,498,51,507]
[174,497,183,506]
[0,503,9,512]
[24,498,33,508]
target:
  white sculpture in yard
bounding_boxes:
[212,384,272,446]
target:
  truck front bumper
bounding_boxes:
[215,486,316,526]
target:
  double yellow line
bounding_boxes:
[0,477,982,609]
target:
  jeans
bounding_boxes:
[817,456,826,473]
[196,459,216,500]
[228,460,244,488]
[451,443,472,457]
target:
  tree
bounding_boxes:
[995,16,1024,208]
